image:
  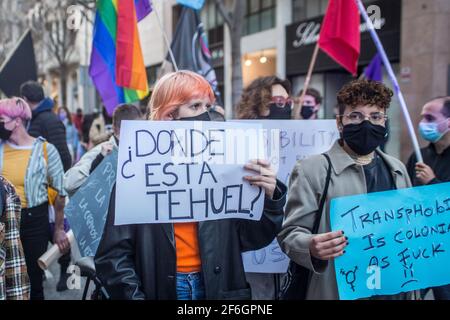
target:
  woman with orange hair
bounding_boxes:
[95,70,287,300]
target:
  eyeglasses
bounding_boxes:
[270,97,293,109]
[340,111,388,125]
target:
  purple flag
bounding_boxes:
[135,0,153,21]
[364,53,383,81]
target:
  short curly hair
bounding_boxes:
[236,76,291,119]
[337,79,393,115]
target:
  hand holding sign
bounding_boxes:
[310,230,348,261]
[243,159,277,199]
[101,142,114,157]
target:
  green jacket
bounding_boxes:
[278,140,416,300]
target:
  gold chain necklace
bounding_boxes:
[349,153,374,166]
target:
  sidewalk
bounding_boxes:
[43,260,89,300]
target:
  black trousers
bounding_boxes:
[20,203,50,300]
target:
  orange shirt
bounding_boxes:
[174,222,201,273]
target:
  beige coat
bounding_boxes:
[64,135,117,197]
[278,141,416,300]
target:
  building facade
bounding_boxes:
[37,0,449,161]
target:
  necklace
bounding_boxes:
[350,153,374,166]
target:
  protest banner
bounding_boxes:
[233,120,339,184]
[64,151,118,257]
[176,0,206,10]
[239,120,338,273]
[242,239,290,273]
[330,182,450,300]
[115,120,266,225]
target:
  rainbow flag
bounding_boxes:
[89,0,152,115]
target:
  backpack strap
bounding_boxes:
[43,141,48,165]
[312,153,332,234]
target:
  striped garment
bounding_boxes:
[0,137,67,208]
[0,176,30,300]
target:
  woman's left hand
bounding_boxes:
[243,159,277,199]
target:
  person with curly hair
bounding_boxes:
[236,76,293,120]
[235,76,292,300]
[278,79,418,300]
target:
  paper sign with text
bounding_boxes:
[330,182,450,300]
[65,151,118,257]
[242,239,290,273]
[232,120,339,185]
[115,121,267,225]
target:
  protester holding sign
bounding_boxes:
[236,76,292,120]
[278,80,417,300]
[0,98,69,300]
[95,70,287,300]
[406,96,450,299]
[236,76,292,300]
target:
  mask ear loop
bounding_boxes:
[25,119,31,131]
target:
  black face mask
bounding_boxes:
[261,103,291,120]
[0,122,13,141]
[178,111,211,121]
[342,120,388,155]
[300,105,315,119]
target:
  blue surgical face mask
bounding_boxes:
[419,120,449,143]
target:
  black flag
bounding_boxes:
[169,6,222,104]
[0,30,37,97]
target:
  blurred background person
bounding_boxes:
[407,97,450,186]
[20,81,72,172]
[236,76,292,120]
[295,87,322,120]
[72,108,84,137]
[64,104,142,197]
[57,106,79,163]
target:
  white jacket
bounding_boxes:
[64,135,117,197]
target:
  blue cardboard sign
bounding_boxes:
[65,151,118,257]
[176,0,205,10]
[330,182,450,300]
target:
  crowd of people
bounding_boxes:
[0,72,448,300]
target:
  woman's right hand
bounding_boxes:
[101,142,114,156]
[309,230,348,260]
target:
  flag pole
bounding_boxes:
[152,4,179,72]
[355,0,423,163]
[292,42,320,119]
